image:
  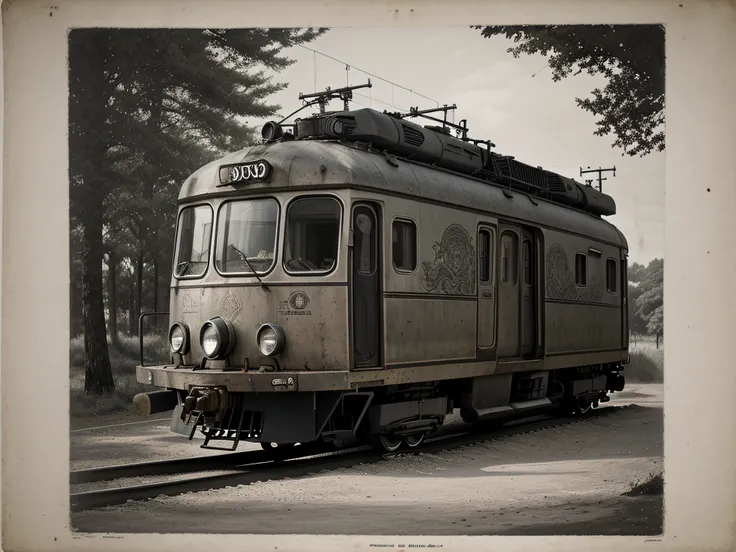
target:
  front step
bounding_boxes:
[179,403,265,451]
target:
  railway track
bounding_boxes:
[70,441,328,485]
[70,405,627,512]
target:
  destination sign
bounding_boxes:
[218,160,273,186]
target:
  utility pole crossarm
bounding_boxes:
[580,165,616,193]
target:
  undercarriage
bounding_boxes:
[133,363,625,454]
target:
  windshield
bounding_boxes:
[174,204,213,278]
[215,198,279,274]
[283,196,341,273]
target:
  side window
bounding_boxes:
[174,204,213,278]
[354,208,376,275]
[606,258,618,293]
[392,219,417,272]
[478,229,493,282]
[500,231,518,285]
[284,196,342,274]
[523,239,532,286]
[575,253,587,286]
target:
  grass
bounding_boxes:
[623,472,664,496]
[69,333,169,418]
[626,337,665,383]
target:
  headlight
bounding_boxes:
[199,317,236,359]
[256,323,286,356]
[169,322,190,354]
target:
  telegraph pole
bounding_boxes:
[580,166,616,193]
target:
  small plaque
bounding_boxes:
[218,160,273,185]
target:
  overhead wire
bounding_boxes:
[297,44,440,108]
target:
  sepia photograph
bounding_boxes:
[67,24,665,535]
[2,1,735,551]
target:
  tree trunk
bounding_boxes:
[107,250,118,347]
[82,208,115,395]
[153,259,159,312]
[128,276,137,335]
[158,249,172,316]
[145,79,164,316]
[69,30,118,395]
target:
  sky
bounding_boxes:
[249,27,665,266]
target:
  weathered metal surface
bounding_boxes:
[546,303,623,355]
[177,140,626,249]
[137,346,627,393]
[136,365,351,392]
[170,283,349,372]
[383,297,476,365]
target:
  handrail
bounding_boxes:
[138,311,170,367]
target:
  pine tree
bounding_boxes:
[70,28,327,395]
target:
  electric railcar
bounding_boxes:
[134,82,629,453]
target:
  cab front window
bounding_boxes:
[174,204,213,278]
[215,198,279,275]
[284,196,341,274]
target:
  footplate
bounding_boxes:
[178,388,264,451]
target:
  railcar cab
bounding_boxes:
[169,188,352,373]
[169,186,387,375]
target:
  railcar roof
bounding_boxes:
[178,140,628,249]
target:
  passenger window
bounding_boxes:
[606,258,617,293]
[478,229,492,283]
[523,239,532,286]
[500,232,518,285]
[575,253,587,286]
[392,219,417,272]
[355,208,376,275]
[284,196,341,274]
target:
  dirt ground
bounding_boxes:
[70,414,263,471]
[70,384,663,535]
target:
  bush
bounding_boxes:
[626,341,664,383]
[623,472,664,496]
[69,331,166,417]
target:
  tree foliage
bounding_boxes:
[69,28,326,394]
[474,25,665,157]
[629,258,664,339]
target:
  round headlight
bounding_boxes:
[199,317,236,360]
[169,322,189,354]
[201,324,220,357]
[257,323,286,356]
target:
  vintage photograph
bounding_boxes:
[67,24,665,535]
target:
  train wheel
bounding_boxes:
[403,432,426,449]
[261,442,296,454]
[374,434,403,453]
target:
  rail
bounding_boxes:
[69,406,629,512]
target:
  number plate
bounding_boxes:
[218,160,273,185]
